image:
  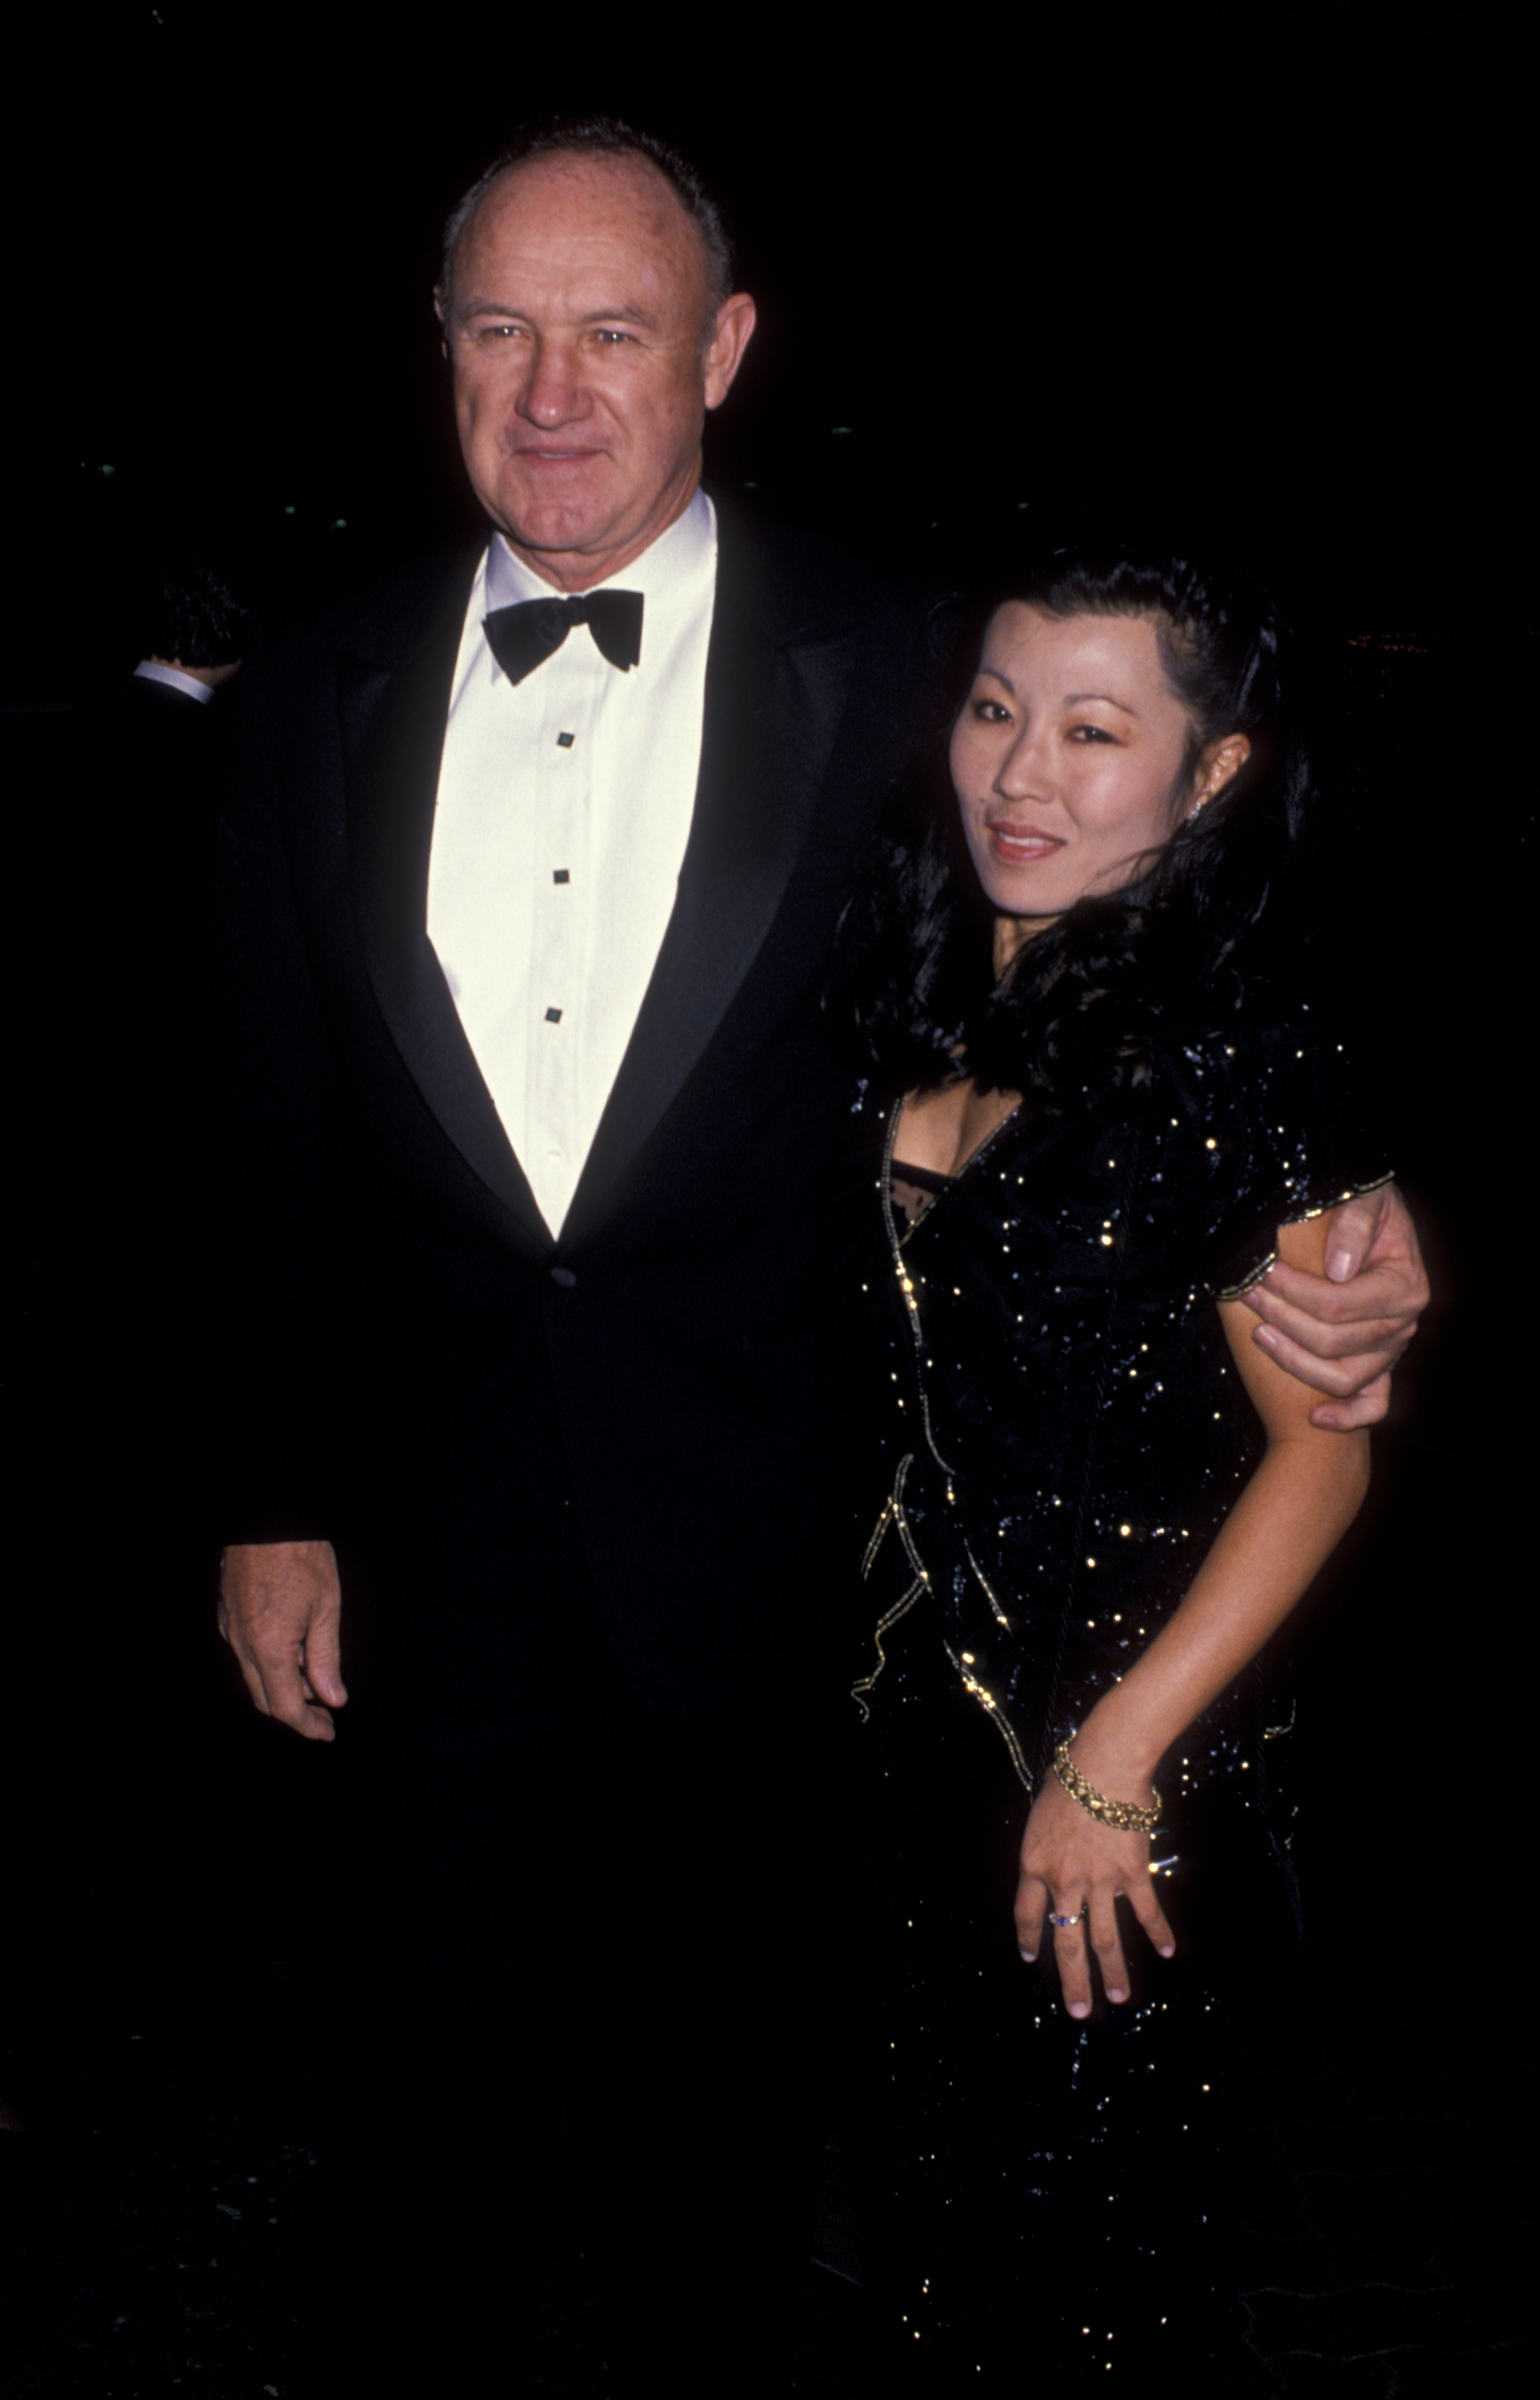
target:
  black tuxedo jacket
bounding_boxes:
[203,503,951,1715]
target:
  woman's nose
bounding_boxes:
[994,723,1051,798]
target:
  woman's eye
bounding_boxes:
[1070,725,1114,742]
[972,699,1010,723]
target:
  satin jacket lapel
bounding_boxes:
[340,560,550,1247]
[566,570,854,1241]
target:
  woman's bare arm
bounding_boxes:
[1014,1210,1370,2017]
[1243,1182,1428,1429]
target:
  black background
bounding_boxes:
[2,2,1531,2364]
[4,2,1527,642]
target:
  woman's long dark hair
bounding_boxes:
[840,540,1317,1110]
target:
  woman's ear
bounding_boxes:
[1187,732,1252,817]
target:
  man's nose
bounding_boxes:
[516,335,587,426]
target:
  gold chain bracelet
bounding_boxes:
[1052,1742,1161,1834]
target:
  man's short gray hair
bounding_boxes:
[438,115,738,335]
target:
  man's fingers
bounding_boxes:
[290,1701,338,1742]
[226,1639,273,1718]
[238,1632,337,1740]
[215,1604,272,1711]
[1320,1188,1386,1283]
[1242,1200,1423,1414]
[1245,1259,1411,1346]
[1250,1319,1390,1398]
[218,1541,345,1742]
[266,1664,338,1740]
[1309,1374,1392,1432]
[302,1605,349,1709]
[1247,1315,1401,1402]
[1326,1184,1430,1309]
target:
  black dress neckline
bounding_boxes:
[890,1158,952,1194]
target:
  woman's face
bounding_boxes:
[950,603,1247,970]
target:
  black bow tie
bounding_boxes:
[482,589,644,685]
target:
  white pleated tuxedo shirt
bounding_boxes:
[426,489,717,1236]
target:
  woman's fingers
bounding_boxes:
[1123,1865,1178,1959]
[1014,1873,1047,1962]
[1018,1871,1178,2018]
[1050,1904,1094,2019]
[1044,1882,1174,2018]
[1015,1782,1178,2016]
[1086,1891,1132,2006]
[1019,1887,1106,2019]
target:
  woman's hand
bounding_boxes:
[1014,1773,1174,2019]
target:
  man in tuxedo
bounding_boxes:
[208,119,1426,2395]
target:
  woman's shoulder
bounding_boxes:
[1143,942,1355,1092]
[1136,961,1391,1292]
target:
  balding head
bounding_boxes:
[436,142,755,590]
[438,117,737,350]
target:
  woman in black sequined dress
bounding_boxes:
[841,544,1390,2390]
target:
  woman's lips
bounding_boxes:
[988,822,1064,864]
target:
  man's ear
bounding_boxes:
[434,289,450,361]
[703,293,757,410]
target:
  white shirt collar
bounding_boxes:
[134,658,217,704]
[483,484,715,616]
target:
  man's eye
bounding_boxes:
[594,328,634,345]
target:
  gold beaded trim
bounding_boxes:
[947,1642,1034,1790]
[1052,1741,1161,1833]
[1214,1170,1396,1299]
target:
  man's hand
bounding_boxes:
[218,1540,347,1741]
[1242,1183,1430,1431]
